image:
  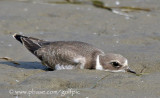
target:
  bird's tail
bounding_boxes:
[13,33,43,53]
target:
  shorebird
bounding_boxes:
[13,33,136,74]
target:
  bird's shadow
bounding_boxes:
[0,61,53,70]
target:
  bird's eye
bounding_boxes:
[110,62,120,68]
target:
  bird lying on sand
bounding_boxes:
[13,33,136,74]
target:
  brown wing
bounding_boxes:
[34,45,83,69]
[34,41,104,69]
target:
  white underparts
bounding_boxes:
[73,57,86,69]
[55,64,75,70]
[55,56,86,70]
[96,55,103,70]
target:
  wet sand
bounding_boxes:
[0,0,160,98]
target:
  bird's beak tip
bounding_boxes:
[125,68,137,74]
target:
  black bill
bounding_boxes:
[125,68,137,74]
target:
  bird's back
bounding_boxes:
[43,41,103,57]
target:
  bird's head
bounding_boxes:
[97,53,136,74]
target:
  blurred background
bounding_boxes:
[0,0,160,98]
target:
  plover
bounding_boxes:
[13,33,136,74]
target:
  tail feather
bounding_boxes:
[13,33,27,44]
[13,33,43,53]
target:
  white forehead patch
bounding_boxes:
[123,59,128,67]
[96,55,103,70]
[55,64,75,70]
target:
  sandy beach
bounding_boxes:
[0,0,160,97]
